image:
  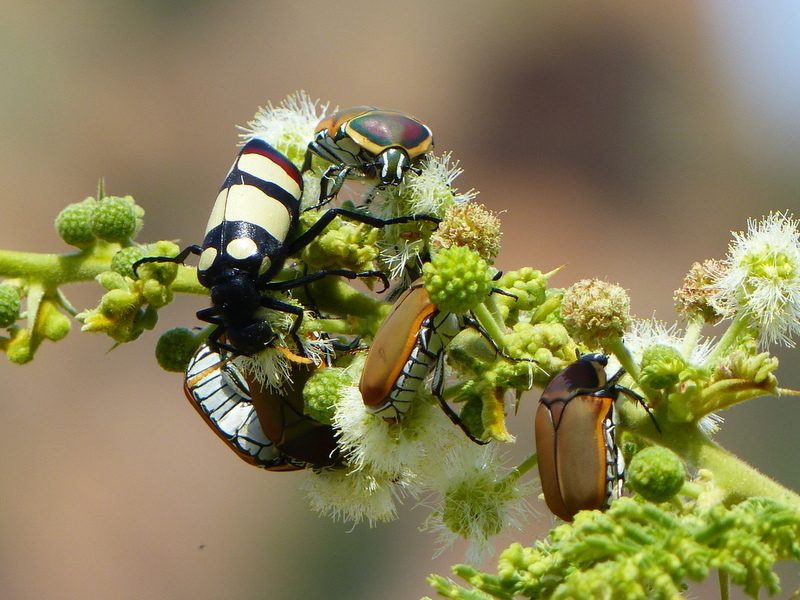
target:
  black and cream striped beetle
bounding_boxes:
[303,107,434,204]
[184,341,340,470]
[135,138,438,356]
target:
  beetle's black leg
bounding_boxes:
[605,368,661,434]
[285,208,440,257]
[133,245,202,277]
[262,268,390,294]
[431,350,488,445]
[461,315,539,366]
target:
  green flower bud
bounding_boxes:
[97,271,129,291]
[142,279,174,308]
[7,328,34,364]
[626,446,686,503]
[138,305,159,331]
[135,241,183,286]
[497,268,548,311]
[90,196,143,243]
[111,246,146,279]
[640,345,686,391]
[300,213,379,273]
[39,302,71,341]
[303,367,349,424]
[55,198,97,247]
[562,278,631,349]
[0,284,21,327]
[100,289,139,318]
[422,246,493,314]
[155,327,200,372]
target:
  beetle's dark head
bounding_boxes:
[210,270,261,326]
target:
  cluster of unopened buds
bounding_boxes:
[2,92,800,598]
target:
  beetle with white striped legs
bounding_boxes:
[185,341,341,470]
[303,106,434,205]
[134,138,439,356]
[360,279,525,444]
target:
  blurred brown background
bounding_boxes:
[1,2,798,599]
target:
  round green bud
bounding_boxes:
[640,345,686,391]
[90,196,142,243]
[111,246,146,279]
[422,246,493,314]
[134,241,182,286]
[303,367,349,424]
[99,289,139,317]
[155,327,200,372]
[138,305,159,331]
[626,446,686,503]
[55,198,97,247]
[0,284,21,327]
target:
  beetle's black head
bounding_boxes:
[210,270,261,326]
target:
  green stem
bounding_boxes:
[0,247,118,284]
[703,313,750,369]
[606,336,640,382]
[472,302,509,353]
[504,452,538,485]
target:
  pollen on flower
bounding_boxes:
[713,212,800,346]
[239,91,328,166]
[562,278,631,348]
[674,259,729,324]
[430,202,502,264]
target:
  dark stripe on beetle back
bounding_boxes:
[240,138,304,190]
[220,171,300,222]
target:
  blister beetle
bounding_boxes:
[534,354,658,521]
[184,341,302,470]
[303,106,434,204]
[134,138,439,356]
[185,341,341,470]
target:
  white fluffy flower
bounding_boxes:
[713,212,800,346]
[420,444,533,564]
[300,466,404,526]
[398,152,477,217]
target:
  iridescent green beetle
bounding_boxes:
[303,106,434,204]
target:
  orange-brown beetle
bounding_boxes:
[535,354,656,521]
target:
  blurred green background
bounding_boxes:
[1,2,798,599]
